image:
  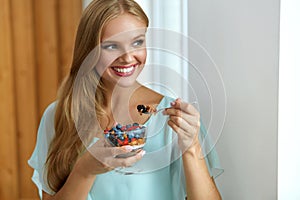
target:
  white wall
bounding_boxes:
[278,0,300,199]
[188,0,280,199]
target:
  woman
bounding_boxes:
[28,0,223,199]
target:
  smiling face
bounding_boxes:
[96,13,147,89]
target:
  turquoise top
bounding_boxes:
[28,96,223,200]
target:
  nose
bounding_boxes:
[119,49,135,63]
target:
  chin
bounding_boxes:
[114,79,138,88]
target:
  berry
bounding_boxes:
[133,122,139,126]
[116,124,122,129]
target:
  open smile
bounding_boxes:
[111,64,138,77]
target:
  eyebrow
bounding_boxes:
[101,34,145,44]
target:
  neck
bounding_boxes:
[101,81,142,124]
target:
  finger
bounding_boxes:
[105,150,146,168]
[167,120,197,150]
[171,98,199,115]
[163,107,184,117]
[163,108,200,127]
[168,120,194,144]
[168,118,196,140]
[167,119,189,137]
[107,146,135,157]
[90,144,134,158]
[169,115,192,133]
[119,150,145,167]
[91,146,137,168]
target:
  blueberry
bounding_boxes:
[135,129,142,134]
[109,135,114,140]
[116,124,122,129]
[128,133,134,139]
[116,130,122,135]
[140,132,145,137]
[133,122,139,126]
[126,124,132,129]
[108,135,117,146]
[137,105,145,111]
[135,134,141,139]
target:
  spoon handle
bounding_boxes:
[153,101,198,115]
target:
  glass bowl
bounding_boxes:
[103,123,147,158]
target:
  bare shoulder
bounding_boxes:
[134,86,164,105]
[130,85,164,124]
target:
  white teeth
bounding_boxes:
[113,66,135,73]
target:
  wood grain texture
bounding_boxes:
[0,0,82,199]
[0,0,19,199]
[11,0,39,198]
[58,0,82,82]
[34,0,59,118]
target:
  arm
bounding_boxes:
[164,98,221,200]
[182,141,221,200]
[42,164,96,200]
[41,143,145,200]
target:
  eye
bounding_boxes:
[132,39,144,47]
[101,43,118,50]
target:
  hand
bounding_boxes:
[163,98,201,153]
[75,139,145,177]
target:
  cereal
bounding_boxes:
[104,123,146,148]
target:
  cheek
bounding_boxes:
[95,52,120,75]
[136,49,147,63]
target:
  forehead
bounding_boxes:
[101,13,147,42]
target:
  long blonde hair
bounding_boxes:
[46,0,149,192]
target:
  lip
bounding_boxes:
[113,63,137,68]
[111,64,138,77]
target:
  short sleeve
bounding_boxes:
[199,122,224,178]
[28,102,57,197]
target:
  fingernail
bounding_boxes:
[140,150,146,157]
[170,101,176,106]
